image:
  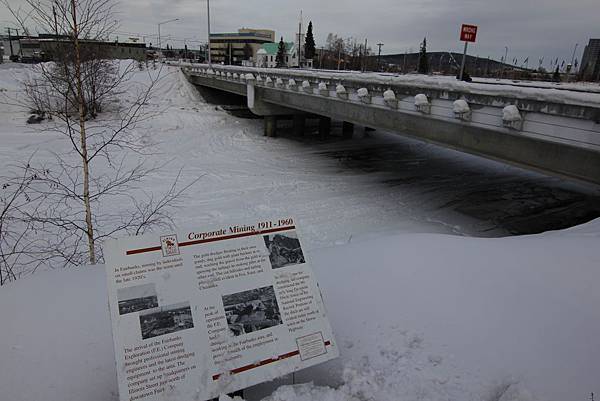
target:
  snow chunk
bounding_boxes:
[414,93,429,106]
[383,89,396,101]
[302,80,311,88]
[318,82,328,90]
[502,105,522,122]
[336,84,347,94]
[357,87,369,97]
[275,78,284,88]
[244,73,255,81]
[288,78,297,87]
[265,76,273,86]
[453,99,470,114]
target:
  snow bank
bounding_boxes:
[1,222,599,401]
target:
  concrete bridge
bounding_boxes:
[180,63,600,186]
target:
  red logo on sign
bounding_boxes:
[460,24,478,42]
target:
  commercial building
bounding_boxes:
[209,28,275,65]
[579,39,600,81]
[1,34,147,62]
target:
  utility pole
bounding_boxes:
[297,10,303,68]
[363,38,368,71]
[6,28,15,57]
[377,42,384,71]
[207,0,211,65]
[503,46,508,79]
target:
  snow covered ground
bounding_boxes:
[1,222,599,401]
[1,62,599,401]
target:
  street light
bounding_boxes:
[570,43,578,69]
[158,18,179,53]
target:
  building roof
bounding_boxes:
[260,42,295,55]
[210,31,273,39]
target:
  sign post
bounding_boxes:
[459,24,478,81]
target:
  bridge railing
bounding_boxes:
[176,61,600,151]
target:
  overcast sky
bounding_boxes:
[2,0,599,66]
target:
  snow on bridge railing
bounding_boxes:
[173,60,600,112]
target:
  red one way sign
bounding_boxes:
[460,24,478,42]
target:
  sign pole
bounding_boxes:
[459,41,468,81]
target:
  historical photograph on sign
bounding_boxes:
[139,302,194,339]
[117,283,159,315]
[263,230,305,269]
[222,286,283,336]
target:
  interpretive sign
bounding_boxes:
[460,24,478,42]
[104,217,338,401]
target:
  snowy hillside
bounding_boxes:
[1,223,600,401]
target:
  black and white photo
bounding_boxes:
[263,230,305,269]
[117,283,159,315]
[222,286,283,336]
[139,302,194,339]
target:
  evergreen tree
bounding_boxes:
[276,37,287,68]
[304,21,316,59]
[418,37,429,74]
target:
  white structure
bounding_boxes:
[256,42,299,68]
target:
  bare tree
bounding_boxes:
[0,0,197,279]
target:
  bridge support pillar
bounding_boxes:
[264,116,277,137]
[319,117,331,139]
[293,115,305,136]
[342,122,354,138]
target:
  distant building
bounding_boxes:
[580,39,600,81]
[39,36,147,61]
[209,28,275,65]
[1,34,147,63]
[256,40,313,68]
[256,42,297,68]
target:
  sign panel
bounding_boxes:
[460,24,478,42]
[104,217,338,401]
